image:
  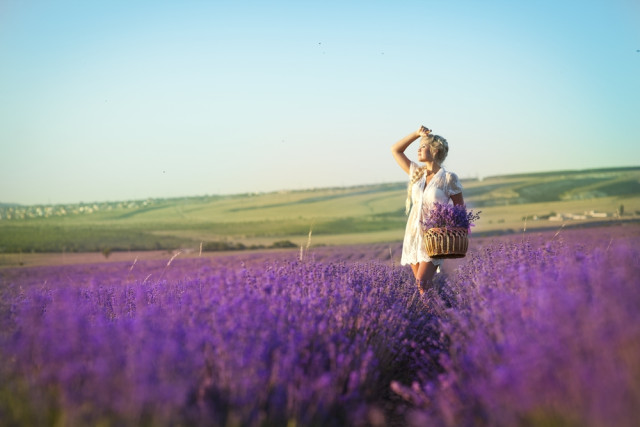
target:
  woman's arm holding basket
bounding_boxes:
[451,193,464,206]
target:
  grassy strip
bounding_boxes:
[0,225,194,253]
[0,215,406,253]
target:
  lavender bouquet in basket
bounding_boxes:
[421,202,480,233]
[421,202,481,258]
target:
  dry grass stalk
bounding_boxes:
[551,223,566,241]
[167,250,182,267]
[299,226,313,262]
[129,257,138,273]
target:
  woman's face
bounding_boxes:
[418,142,433,162]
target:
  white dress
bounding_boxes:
[400,162,464,266]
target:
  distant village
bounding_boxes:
[547,204,631,221]
[547,210,610,221]
[0,199,156,220]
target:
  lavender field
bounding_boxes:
[1,225,639,426]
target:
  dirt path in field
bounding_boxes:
[0,248,297,269]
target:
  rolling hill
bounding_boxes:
[1,167,639,253]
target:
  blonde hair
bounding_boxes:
[405,134,449,214]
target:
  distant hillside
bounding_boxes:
[482,166,640,180]
[463,166,640,207]
[1,167,639,254]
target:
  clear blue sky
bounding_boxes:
[1,0,639,205]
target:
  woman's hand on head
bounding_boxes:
[418,125,431,137]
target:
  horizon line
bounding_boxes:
[3,164,639,208]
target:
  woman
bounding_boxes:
[391,125,464,294]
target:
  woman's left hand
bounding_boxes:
[418,125,431,137]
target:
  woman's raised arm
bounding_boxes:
[391,126,430,174]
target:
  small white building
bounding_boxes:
[587,210,608,218]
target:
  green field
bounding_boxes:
[1,167,639,253]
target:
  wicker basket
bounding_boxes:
[424,227,469,259]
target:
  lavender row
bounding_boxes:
[1,258,434,426]
[393,236,640,426]
[1,227,639,425]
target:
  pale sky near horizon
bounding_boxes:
[1,0,639,205]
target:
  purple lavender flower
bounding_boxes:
[421,202,481,232]
[2,227,639,426]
